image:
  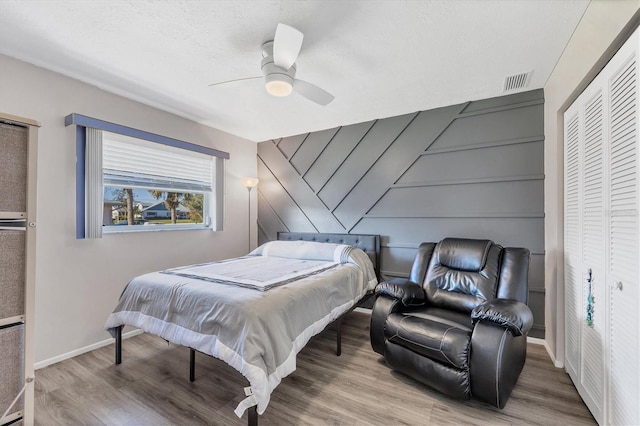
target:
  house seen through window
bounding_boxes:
[102,131,214,232]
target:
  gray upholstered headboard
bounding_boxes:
[277,232,381,279]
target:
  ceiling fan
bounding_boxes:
[209,24,334,106]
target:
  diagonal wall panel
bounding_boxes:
[258,141,345,232]
[290,127,339,176]
[333,103,466,229]
[304,121,375,193]
[277,134,307,159]
[257,158,316,233]
[318,112,418,211]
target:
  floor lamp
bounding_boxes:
[241,177,259,253]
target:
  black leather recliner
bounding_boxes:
[370,238,533,408]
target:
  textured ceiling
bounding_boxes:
[0,0,589,142]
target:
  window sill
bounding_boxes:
[103,224,212,234]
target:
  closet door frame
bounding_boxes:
[0,112,39,426]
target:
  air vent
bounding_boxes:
[503,71,532,92]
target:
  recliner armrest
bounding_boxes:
[471,299,533,336]
[375,278,426,306]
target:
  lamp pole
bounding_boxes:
[241,178,259,253]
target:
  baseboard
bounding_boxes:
[526,336,545,345]
[543,339,564,368]
[34,329,143,370]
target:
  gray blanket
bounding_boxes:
[104,241,377,418]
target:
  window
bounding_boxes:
[101,131,213,233]
[65,114,229,239]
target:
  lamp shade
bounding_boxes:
[241,177,259,188]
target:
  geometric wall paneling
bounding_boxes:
[368,179,543,218]
[257,159,316,238]
[527,282,546,336]
[333,104,467,231]
[258,142,345,233]
[304,121,375,193]
[0,123,27,213]
[400,139,544,183]
[459,88,544,114]
[316,113,418,211]
[350,217,545,254]
[289,127,339,176]
[431,100,544,150]
[276,133,307,160]
[257,89,545,337]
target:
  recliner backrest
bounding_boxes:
[423,238,502,313]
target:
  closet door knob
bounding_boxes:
[615,281,623,291]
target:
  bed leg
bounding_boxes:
[247,405,258,426]
[115,326,122,365]
[190,348,196,382]
[336,317,342,356]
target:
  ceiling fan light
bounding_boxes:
[265,78,293,97]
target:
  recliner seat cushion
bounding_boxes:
[385,311,471,370]
[424,238,502,312]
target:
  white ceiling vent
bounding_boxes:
[503,71,533,92]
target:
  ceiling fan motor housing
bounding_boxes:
[261,41,296,96]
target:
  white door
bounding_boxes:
[606,32,639,426]
[564,103,583,386]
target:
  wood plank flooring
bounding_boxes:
[34,312,595,425]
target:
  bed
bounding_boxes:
[105,232,380,425]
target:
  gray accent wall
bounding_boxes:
[257,89,545,338]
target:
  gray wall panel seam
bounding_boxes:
[335,112,421,215]
[423,136,545,156]
[288,133,311,162]
[256,189,289,236]
[392,174,545,188]
[315,120,377,195]
[345,104,467,231]
[456,98,544,119]
[363,213,545,218]
[395,102,470,185]
[382,243,545,256]
[256,154,319,232]
[300,127,341,179]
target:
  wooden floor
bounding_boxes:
[34,311,595,425]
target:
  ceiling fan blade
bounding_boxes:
[294,79,334,106]
[273,23,303,70]
[209,76,261,87]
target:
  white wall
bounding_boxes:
[544,1,640,366]
[0,54,259,364]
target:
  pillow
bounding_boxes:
[250,240,351,262]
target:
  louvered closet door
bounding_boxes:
[564,104,582,384]
[564,80,608,424]
[606,33,639,426]
[580,86,607,422]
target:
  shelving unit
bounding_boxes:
[0,113,38,426]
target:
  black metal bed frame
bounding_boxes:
[112,232,380,426]
[113,292,373,426]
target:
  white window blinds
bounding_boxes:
[102,132,213,192]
